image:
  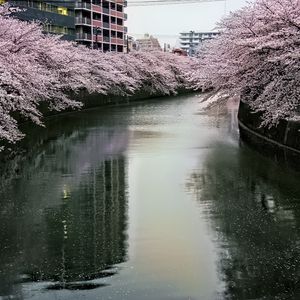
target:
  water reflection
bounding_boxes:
[1,95,300,300]
[187,142,300,299]
[0,111,129,299]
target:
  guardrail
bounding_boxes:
[75,2,92,10]
[76,33,92,40]
[75,17,91,25]
[103,22,110,29]
[103,36,110,42]
[103,7,110,14]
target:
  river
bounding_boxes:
[0,94,299,300]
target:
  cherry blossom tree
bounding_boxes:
[191,0,300,126]
[108,51,194,95]
[0,4,84,143]
[0,4,194,147]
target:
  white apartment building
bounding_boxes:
[179,31,220,56]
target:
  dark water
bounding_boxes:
[0,95,300,300]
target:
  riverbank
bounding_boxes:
[1,13,196,146]
[42,88,193,118]
[238,101,300,171]
[1,91,195,159]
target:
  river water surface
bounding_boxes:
[0,94,300,300]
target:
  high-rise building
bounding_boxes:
[179,31,220,56]
[3,0,127,52]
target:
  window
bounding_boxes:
[116,4,122,12]
[43,24,73,35]
[102,1,109,9]
[93,12,101,20]
[103,15,109,23]
[103,43,110,52]
[58,7,68,15]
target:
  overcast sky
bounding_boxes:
[126,0,248,46]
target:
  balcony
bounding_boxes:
[92,20,102,27]
[93,35,103,42]
[103,22,110,29]
[117,38,124,45]
[76,33,92,41]
[75,2,92,10]
[102,7,109,14]
[116,11,124,18]
[116,25,124,32]
[103,36,110,43]
[111,38,124,45]
[92,4,102,13]
[111,10,117,17]
[111,24,117,31]
[75,17,92,25]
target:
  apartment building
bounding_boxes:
[3,0,127,52]
[179,31,220,56]
[135,34,162,51]
[75,0,127,52]
[5,0,76,40]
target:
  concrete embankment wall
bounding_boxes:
[36,88,191,119]
[2,89,192,155]
[238,101,300,169]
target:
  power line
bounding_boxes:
[128,0,224,6]
[128,32,217,36]
[129,33,179,37]
[5,0,225,7]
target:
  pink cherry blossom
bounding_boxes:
[190,0,300,127]
[0,4,194,146]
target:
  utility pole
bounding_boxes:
[126,35,129,53]
[91,0,93,49]
[95,27,101,50]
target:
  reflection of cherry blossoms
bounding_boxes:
[190,0,300,127]
[53,127,130,190]
[103,130,129,155]
[0,4,195,146]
